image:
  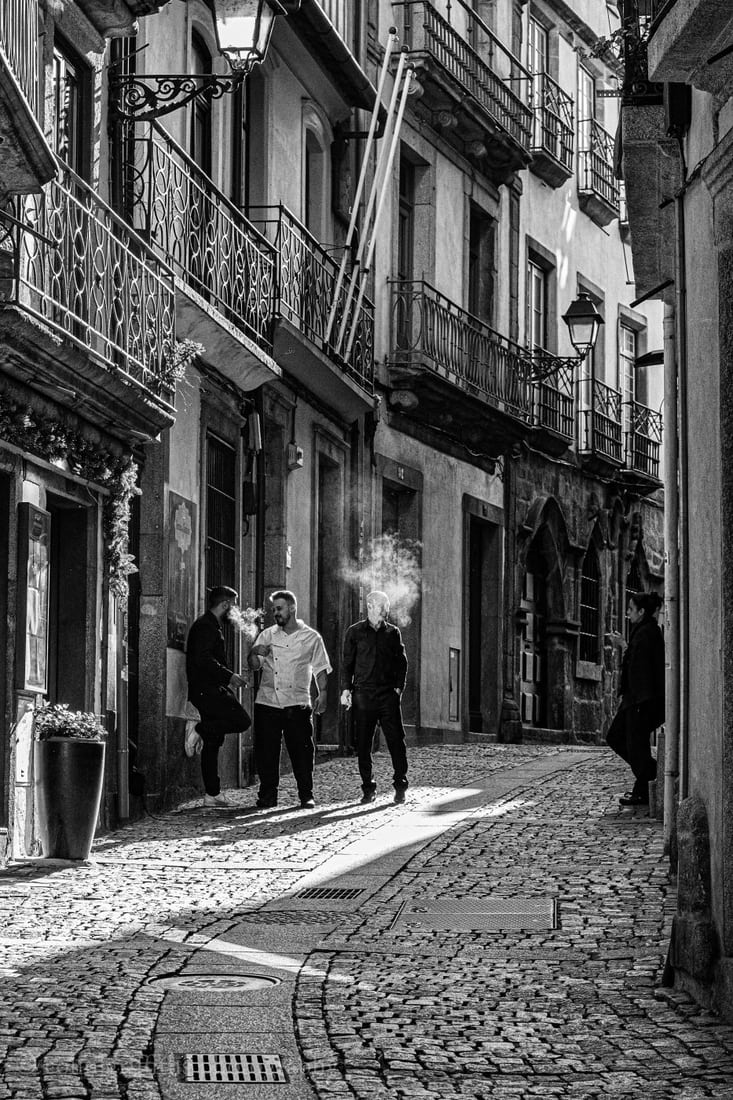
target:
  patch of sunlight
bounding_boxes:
[157,934,367,986]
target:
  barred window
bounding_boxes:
[579,548,601,662]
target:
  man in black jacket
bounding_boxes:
[341,590,408,804]
[186,586,250,808]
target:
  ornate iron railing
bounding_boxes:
[0,159,176,403]
[389,279,533,421]
[581,378,623,462]
[578,118,620,212]
[393,1,533,151]
[531,72,574,170]
[620,0,665,105]
[0,0,39,115]
[127,120,275,353]
[626,398,662,478]
[533,358,574,438]
[251,205,374,394]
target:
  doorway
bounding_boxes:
[0,475,8,829]
[316,454,343,743]
[519,546,548,728]
[47,495,90,709]
[466,512,501,734]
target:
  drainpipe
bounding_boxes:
[675,189,690,801]
[116,601,130,821]
[662,300,680,857]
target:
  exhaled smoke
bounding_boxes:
[226,605,264,640]
[341,534,422,627]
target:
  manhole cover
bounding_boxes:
[150,974,281,992]
[179,1053,286,1083]
[395,896,558,932]
[296,886,364,900]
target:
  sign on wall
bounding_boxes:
[16,504,50,693]
[167,492,196,650]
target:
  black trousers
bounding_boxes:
[190,686,250,796]
[254,703,315,804]
[606,701,658,799]
[353,688,408,793]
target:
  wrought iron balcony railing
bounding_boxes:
[531,72,574,171]
[580,378,623,463]
[251,204,374,394]
[533,358,574,439]
[0,158,176,404]
[578,118,620,213]
[394,0,533,152]
[626,398,662,478]
[389,279,533,422]
[1,0,39,115]
[127,120,275,354]
[620,0,665,105]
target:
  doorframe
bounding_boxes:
[462,494,504,738]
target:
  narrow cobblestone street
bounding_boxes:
[3,744,733,1099]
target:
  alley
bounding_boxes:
[2,744,733,1099]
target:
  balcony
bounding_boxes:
[251,205,374,420]
[127,121,279,393]
[0,0,56,194]
[647,0,733,98]
[532,361,574,454]
[620,399,663,493]
[387,279,533,455]
[76,0,174,38]
[578,119,620,227]
[393,1,533,184]
[529,73,574,187]
[578,378,623,474]
[0,159,176,438]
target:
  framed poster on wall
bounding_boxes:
[16,504,50,693]
[167,492,197,650]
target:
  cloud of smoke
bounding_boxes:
[341,533,422,627]
[226,605,264,641]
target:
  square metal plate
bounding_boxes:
[394,896,558,932]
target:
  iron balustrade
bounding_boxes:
[393,0,533,151]
[530,72,574,170]
[128,120,275,354]
[0,158,176,404]
[578,118,620,213]
[581,378,623,463]
[250,204,374,393]
[0,0,38,115]
[389,279,533,421]
[532,358,574,438]
[627,398,662,478]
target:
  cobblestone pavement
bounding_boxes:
[2,743,733,1099]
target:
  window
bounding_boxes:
[527,17,548,77]
[619,323,636,444]
[206,434,237,593]
[579,547,601,663]
[577,65,595,187]
[397,156,415,282]
[190,33,212,176]
[468,205,495,323]
[52,40,89,177]
[526,259,547,351]
[509,191,520,342]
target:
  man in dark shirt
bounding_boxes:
[341,590,408,804]
[186,586,250,808]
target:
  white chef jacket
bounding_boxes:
[255,623,332,708]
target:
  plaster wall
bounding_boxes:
[376,423,504,734]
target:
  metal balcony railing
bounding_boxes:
[530,72,574,170]
[251,205,374,394]
[580,378,623,463]
[533,359,574,438]
[389,279,533,422]
[0,0,39,115]
[128,121,275,354]
[393,0,533,152]
[0,158,176,404]
[578,119,620,213]
[626,399,662,478]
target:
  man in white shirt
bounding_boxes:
[247,589,331,808]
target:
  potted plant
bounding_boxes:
[33,703,107,860]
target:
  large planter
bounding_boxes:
[33,738,106,859]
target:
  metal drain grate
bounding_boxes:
[179,1053,286,1084]
[296,886,364,900]
[395,896,558,932]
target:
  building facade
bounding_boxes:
[0,0,664,862]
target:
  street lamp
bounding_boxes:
[529,293,604,381]
[109,0,295,122]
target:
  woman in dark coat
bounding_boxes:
[606,591,665,807]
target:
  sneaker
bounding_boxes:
[393,788,406,805]
[203,793,232,808]
[360,790,376,804]
[619,792,648,807]
[300,798,316,809]
[185,721,203,758]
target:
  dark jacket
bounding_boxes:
[620,616,665,722]
[185,610,234,700]
[342,619,407,693]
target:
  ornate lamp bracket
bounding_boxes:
[527,354,580,382]
[108,71,245,122]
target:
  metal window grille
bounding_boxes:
[579,549,600,662]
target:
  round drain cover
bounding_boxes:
[150,973,281,992]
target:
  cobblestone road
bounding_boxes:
[2,743,733,1099]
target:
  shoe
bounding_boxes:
[203,793,232,808]
[300,798,316,809]
[619,792,648,807]
[361,790,376,804]
[255,797,277,808]
[185,721,203,758]
[393,788,406,804]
